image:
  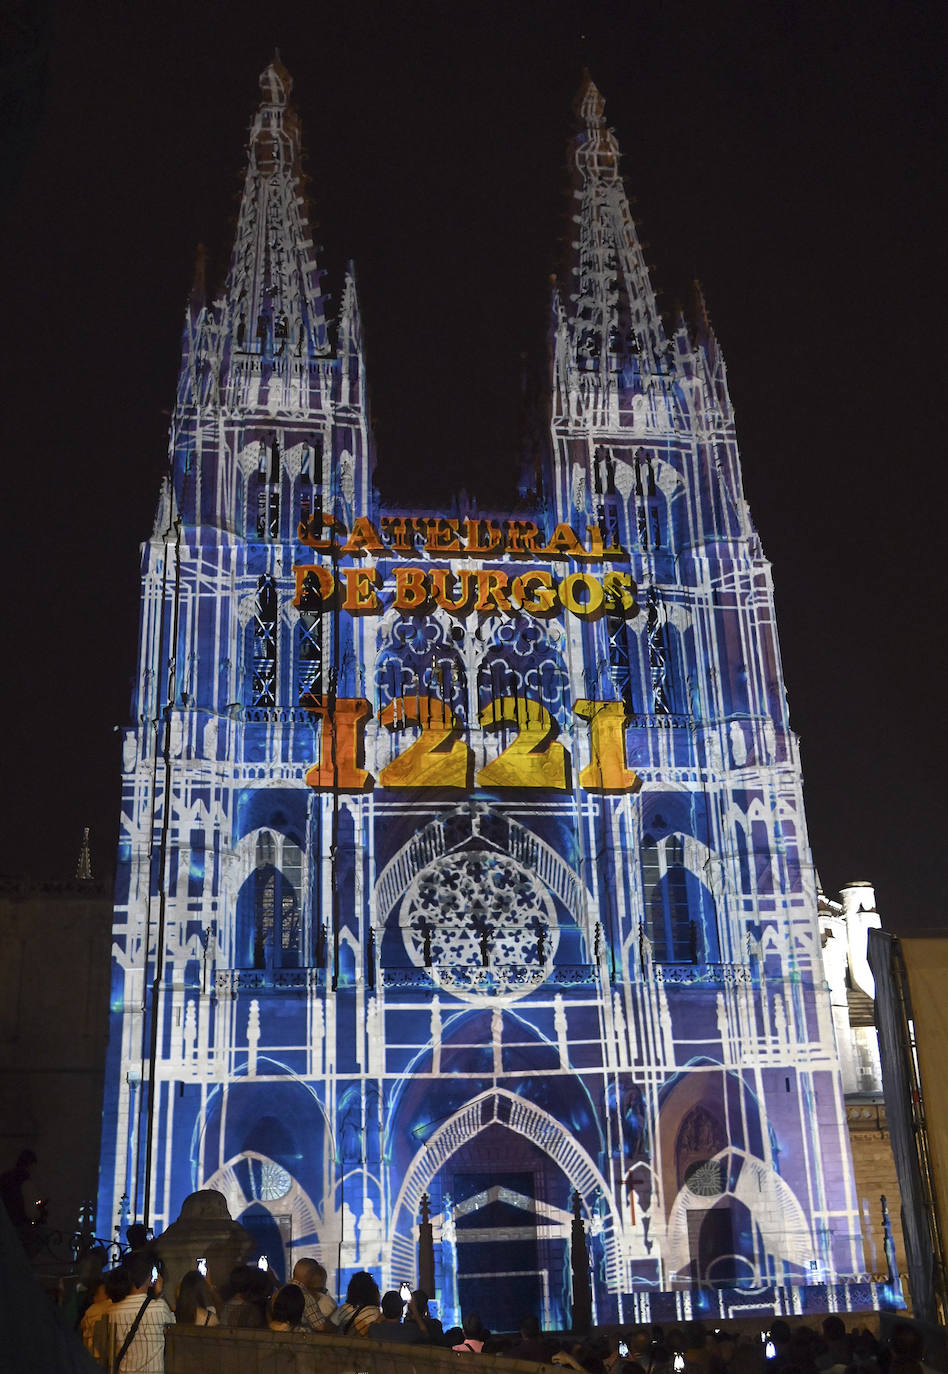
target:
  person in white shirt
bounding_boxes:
[108,1251,175,1373]
[290,1257,337,1332]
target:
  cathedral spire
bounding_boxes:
[563,75,669,390]
[225,58,329,359]
[76,826,93,882]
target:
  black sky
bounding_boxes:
[2,1,945,934]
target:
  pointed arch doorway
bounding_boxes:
[390,1089,621,1332]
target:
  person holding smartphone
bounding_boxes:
[107,1251,175,1372]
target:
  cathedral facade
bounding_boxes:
[98,61,877,1326]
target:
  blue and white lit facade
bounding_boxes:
[99,63,876,1326]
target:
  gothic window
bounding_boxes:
[633,449,668,551]
[237,830,303,969]
[642,833,693,961]
[475,617,568,726]
[606,614,638,713]
[297,613,321,701]
[255,442,280,539]
[374,619,468,724]
[397,850,558,999]
[642,833,719,963]
[251,574,278,707]
[646,589,671,714]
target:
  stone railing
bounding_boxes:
[651,962,754,986]
[166,1327,552,1374]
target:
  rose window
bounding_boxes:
[400,850,558,1000]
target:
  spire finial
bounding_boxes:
[577,71,606,128]
[217,58,329,369]
[258,55,291,108]
[76,826,93,882]
[557,76,668,410]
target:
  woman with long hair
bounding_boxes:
[332,1271,382,1336]
[269,1285,305,1332]
[174,1270,219,1326]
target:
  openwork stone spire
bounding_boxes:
[562,77,671,397]
[76,826,93,882]
[225,58,329,359]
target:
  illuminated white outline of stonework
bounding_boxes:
[662,1146,814,1278]
[388,1087,623,1288]
[398,850,561,1003]
[374,809,585,928]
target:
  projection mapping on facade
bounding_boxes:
[98,61,886,1325]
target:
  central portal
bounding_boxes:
[431,1123,573,1331]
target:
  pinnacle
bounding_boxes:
[258,54,292,108]
[76,826,93,882]
[576,70,606,128]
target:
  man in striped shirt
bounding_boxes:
[108,1251,175,1372]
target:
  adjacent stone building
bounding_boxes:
[0,854,113,1241]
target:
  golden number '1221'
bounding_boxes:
[301,695,640,794]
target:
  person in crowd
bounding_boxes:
[0,1149,38,1246]
[850,1328,883,1374]
[818,1316,851,1371]
[682,1325,711,1374]
[333,1270,382,1335]
[269,1284,305,1331]
[767,1321,794,1374]
[553,1332,622,1374]
[888,1324,939,1374]
[64,1245,108,1330]
[231,1300,267,1329]
[708,1329,737,1374]
[107,1251,175,1373]
[507,1313,555,1363]
[220,1263,255,1324]
[290,1256,337,1331]
[126,1223,151,1252]
[79,1277,112,1355]
[408,1288,443,1344]
[174,1270,219,1326]
[86,1266,132,1364]
[370,1290,408,1338]
[231,1267,273,1328]
[454,1312,487,1353]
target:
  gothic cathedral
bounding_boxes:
[98,61,876,1325]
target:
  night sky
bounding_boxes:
[2,2,944,935]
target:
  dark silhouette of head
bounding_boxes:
[521,1314,541,1339]
[381,1290,405,1320]
[345,1270,380,1307]
[224,1263,255,1301]
[175,1270,216,1323]
[272,1284,305,1327]
[126,1222,149,1250]
[126,1250,156,1291]
[105,1267,131,1303]
[889,1326,925,1362]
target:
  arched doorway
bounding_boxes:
[389,1088,621,1331]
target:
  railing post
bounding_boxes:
[570,1189,592,1334]
[418,1191,435,1298]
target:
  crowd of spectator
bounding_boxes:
[54,1241,942,1374]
